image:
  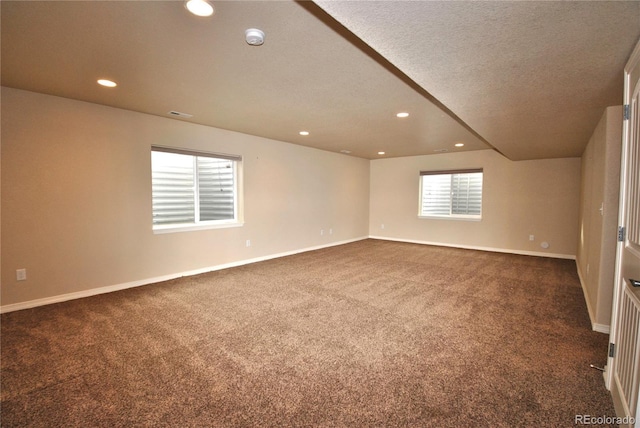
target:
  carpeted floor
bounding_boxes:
[1,239,616,427]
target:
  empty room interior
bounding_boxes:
[2,1,640,427]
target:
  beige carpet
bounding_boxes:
[1,239,615,427]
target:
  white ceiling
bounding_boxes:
[2,1,639,161]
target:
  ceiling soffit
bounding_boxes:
[314,0,640,160]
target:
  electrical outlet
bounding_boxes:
[16,268,27,281]
[381,224,385,229]
[329,228,333,235]
[320,229,324,236]
[529,235,534,241]
[246,239,251,247]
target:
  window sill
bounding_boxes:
[418,215,482,222]
[153,221,244,234]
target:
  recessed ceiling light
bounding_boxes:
[185,0,214,17]
[378,151,386,155]
[340,150,351,154]
[97,79,117,88]
[455,143,465,147]
[396,112,409,118]
[299,131,309,136]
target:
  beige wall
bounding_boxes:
[0,87,593,311]
[1,88,370,308]
[576,106,622,332]
[369,150,582,257]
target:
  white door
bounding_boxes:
[608,38,640,427]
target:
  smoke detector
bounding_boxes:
[245,29,265,46]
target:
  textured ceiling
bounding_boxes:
[314,0,640,160]
[2,1,639,161]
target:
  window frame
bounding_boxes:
[151,146,243,234]
[418,168,483,221]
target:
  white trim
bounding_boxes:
[594,323,611,335]
[577,266,598,329]
[576,264,612,334]
[608,36,640,393]
[151,145,242,162]
[368,235,576,260]
[418,215,482,222]
[153,221,244,234]
[0,235,578,314]
[0,236,368,314]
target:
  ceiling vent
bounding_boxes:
[168,111,193,118]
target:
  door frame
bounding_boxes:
[606,37,640,422]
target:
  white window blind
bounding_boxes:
[419,169,483,218]
[151,147,240,228]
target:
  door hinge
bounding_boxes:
[618,226,625,242]
[609,343,616,358]
[624,104,630,120]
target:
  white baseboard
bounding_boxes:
[368,235,576,260]
[593,323,611,334]
[574,261,611,334]
[576,265,598,329]
[0,236,368,314]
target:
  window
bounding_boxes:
[151,146,242,232]
[419,169,483,219]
